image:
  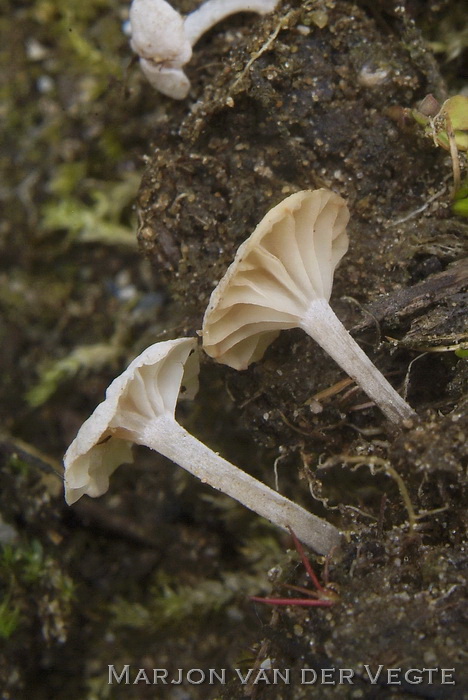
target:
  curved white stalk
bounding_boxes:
[64,338,340,554]
[141,415,341,555]
[184,0,279,46]
[300,298,416,424]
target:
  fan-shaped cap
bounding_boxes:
[64,338,198,505]
[202,189,349,370]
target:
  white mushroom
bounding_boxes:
[202,189,416,424]
[183,0,280,45]
[129,0,280,99]
[64,337,340,554]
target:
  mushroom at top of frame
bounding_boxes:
[128,0,280,99]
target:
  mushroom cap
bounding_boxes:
[64,337,198,505]
[139,58,191,100]
[129,0,192,66]
[202,189,349,370]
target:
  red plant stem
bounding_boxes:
[250,596,333,607]
[288,526,326,593]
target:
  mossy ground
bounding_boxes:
[0,1,467,699]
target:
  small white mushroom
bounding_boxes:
[129,0,280,98]
[202,189,416,425]
[64,337,340,554]
[183,0,280,45]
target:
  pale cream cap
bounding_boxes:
[202,189,349,370]
[64,338,198,504]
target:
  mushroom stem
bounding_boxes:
[140,414,341,555]
[300,298,416,424]
[184,0,279,46]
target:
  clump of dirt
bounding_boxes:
[133,1,467,697]
[137,1,466,447]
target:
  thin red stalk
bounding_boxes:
[250,596,333,607]
[282,583,320,597]
[288,526,326,593]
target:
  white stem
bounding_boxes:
[140,415,341,555]
[300,298,416,424]
[184,0,279,46]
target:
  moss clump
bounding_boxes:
[0,539,75,640]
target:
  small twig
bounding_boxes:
[231,8,295,92]
[306,377,354,403]
[319,454,418,530]
[342,295,382,344]
[348,399,377,413]
[377,493,388,535]
[244,615,279,698]
[444,113,461,193]
[385,184,447,226]
[306,454,380,522]
[345,423,386,437]
[0,435,63,482]
[402,352,428,401]
[305,474,341,512]
[277,410,324,438]
[343,505,378,521]
[273,446,287,491]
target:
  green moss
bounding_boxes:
[26,342,122,407]
[6,454,31,477]
[453,177,468,217]
[426,4,468,64]
[1,538,75,598]
[0,597,21,639]
[34,0,124,82]
[108,533,282,634]
[0,538,75,647]
[42,171,140,248]
[1,540,46,585]
[109,571,244,633]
